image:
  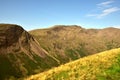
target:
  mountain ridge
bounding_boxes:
[30,25,120,60]
[0,24,120,79]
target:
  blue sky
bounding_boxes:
[0,0,120,30]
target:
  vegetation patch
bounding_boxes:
[97,53,120,80]
[25,48,120,80]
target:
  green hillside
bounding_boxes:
[25,48,120,80]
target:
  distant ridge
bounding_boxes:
[30,25,120,61]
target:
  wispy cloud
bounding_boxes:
[97,7,120,18]
[86,14,98,17]
[97,0,114,8]
[86,0,120,19]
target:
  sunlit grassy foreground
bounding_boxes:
[24,48,120,80]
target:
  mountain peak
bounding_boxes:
[0,24,32,54]
[0,24,61,79]
[51,25,82,28]
[50,25,82,32]
[0,24,24,47]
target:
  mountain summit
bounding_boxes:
[0,24,32,54]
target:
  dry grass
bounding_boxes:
[24,48,120,80]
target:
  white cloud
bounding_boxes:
[97,0,114,8]
[87,7,120,19]
[86,14,98,17]
[97,7,120,18]
[86,0,120,19]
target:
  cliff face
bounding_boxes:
[0,24,33,54]
[0,24,59,80]
[0,24,47,57]
[0,24,22,53]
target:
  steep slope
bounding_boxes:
[30,25,120,63]
[0,24,60,80]
[25,48,120,80]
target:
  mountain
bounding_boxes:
[0,24,60,80]
[25,48,120,80]
[30,25,120,62]
[0,24,120,80]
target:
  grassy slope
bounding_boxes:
[25,48,120,80]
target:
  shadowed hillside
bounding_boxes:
[25,48,120,80]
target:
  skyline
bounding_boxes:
[0,0,120,31]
